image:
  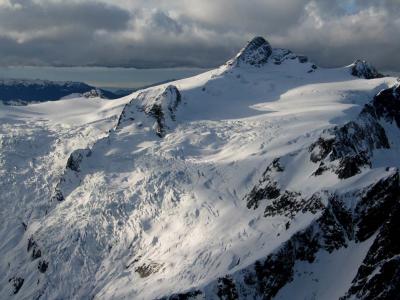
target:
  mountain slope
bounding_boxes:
[0,37,399,299]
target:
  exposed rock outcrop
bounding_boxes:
[27,236,42,260]
[8,277,24,295]
[192,170,399,299]
[368,82,400,127]
[65,148,91,172]
[51,148,91,202]
[309,84,398,179]
[342,205,400,299]
[226,36,317,70]
[351,59,384,79]
[38,260,49,273]
[82,88,104,99]
[245,158,282,210]
[157,290,203,300]
[227,37,272,67]
[116,85,182,137]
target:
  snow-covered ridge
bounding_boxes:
[0,37,399,299]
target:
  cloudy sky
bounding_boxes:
[0,0,399,71]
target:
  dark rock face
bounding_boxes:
[27,237,35,252]
[213,194,348,298]
[230,37,272,67]
[146,85,181,137]
[329,196,353,239]
[309,85,395,179]
[263,191,326,219]
[351,59,384,79]
[263,191,302,218]
[298,55,308,63]
[368,83,400,127]
[309,137,334,163]
[51,186,64,202]
[158,290,202,300]
[38,260,49,273]
[8,277,24,294]
[32,247,42,260]
[28,236,42,260]
[354,172,400,241]
[148,104,166,137]
[269,48,297,65]
[318,205,348,252]
[251,245,296,298]
[319,82,400,181]
[246,180,280,210]
[65,148,91,172]
[226,36,318,72]
[336,153,371,179]
[233,203,350,299]
[245,158,283,209]
[307,64,318,73]
[245,156,326,218]
[135,261,163,278]
[342,205,400,299]
[166,85,182,121]
[308,118,388,177]
[217,276,239,300]
[212,170,398,299]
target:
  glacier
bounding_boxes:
[0,37,399,299]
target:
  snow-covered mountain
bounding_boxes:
[0,79,125,104]
[0,37,399,299]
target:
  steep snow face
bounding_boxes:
[0,38,399,299]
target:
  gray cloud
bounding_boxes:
[0,0,399,71]
[0,1,130,32]
[150,10,183,34]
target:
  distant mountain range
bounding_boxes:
[0,79,130,103]
[0,78,181,105]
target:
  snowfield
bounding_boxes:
[0,37,399,299]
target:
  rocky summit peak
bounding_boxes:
[351,59,384,79]
[228,36,272,67]
[83,88,104,99]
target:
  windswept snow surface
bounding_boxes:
[0,45,398,299]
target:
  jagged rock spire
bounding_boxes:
[228,36,272,67]
[351,59,383,79]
